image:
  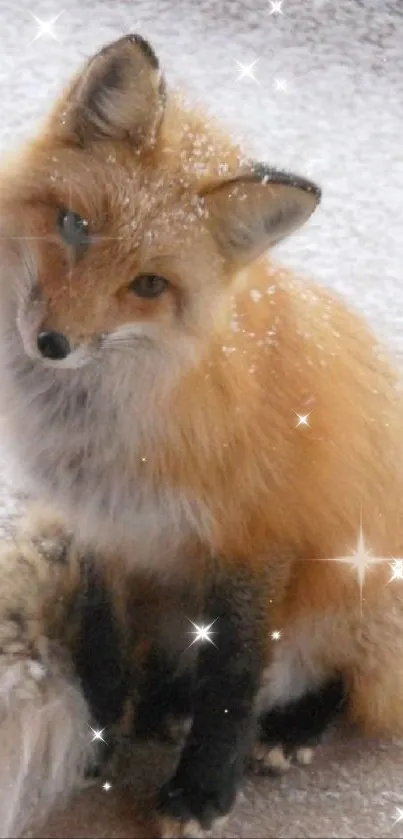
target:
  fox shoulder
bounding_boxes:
[2,32,399,577]
[0,33,323,568]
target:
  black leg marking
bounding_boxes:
[251,677,345,775]
[158,566,267,834]
[134,645,195,742]
[72,562,130,772]
[260,677,345,747]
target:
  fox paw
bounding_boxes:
[158,813,207,838]
[157,772,234,838]
[250,677,345,776]
[158,809,228,838]
[248,740,315,776]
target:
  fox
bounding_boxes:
[0,503,175,839]
[0,30,402,838]
[0,503,344,839]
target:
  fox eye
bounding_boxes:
[129,274,168,298]
[58,209,90,249]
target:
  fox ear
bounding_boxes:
[200,165,321,266]
[59,34,166,146]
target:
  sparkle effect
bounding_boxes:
[30,11,63,43]
[323,523,391,608]
[236,60,259,83]
[389,559,403,582]
[392,807,403,828]
[295,412,311,427]
[187,618,218,649]
[271,630,282,641]
[273,77,288,92]
[268,0,284,15]
[102,781,112,791]
[90,727,107,744]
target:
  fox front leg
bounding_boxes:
[157,565,268,838]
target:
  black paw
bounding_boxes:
[249,676,345,776]
[134,647,195,744]
[157,765,237,837]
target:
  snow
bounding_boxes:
[250,289,263,302]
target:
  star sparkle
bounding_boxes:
[102,781,112,791]
[273,77,288,92]
[271,630,281,641]
[187,618,218,649]
[389,559,403,582]
[267,0,284,15]
[90,727,107,744]
[295,412,311,427]
[392,807,403,828]
[236,60,259,83]
[30,11,63,43]
[323,523,390,608]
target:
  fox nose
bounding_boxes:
[37,330,71,360]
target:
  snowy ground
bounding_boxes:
[1,0,403,836]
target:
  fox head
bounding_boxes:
[0,35,320,552]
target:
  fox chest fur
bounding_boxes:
[2,34,403,839]
[2,249,403,577]
[0,33,402,584]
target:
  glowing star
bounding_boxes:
[236,60,259,83]
[271,630,281,641]
[389,559,403,582]
[268,0,284,14]
[102,781,112,791]
[324,524,387,607]
[187,618,218,649]
[392,807,403,827]
[294,412,311,427]
[90,727,107,744]
[273,77,288,92]
[30,11,63,43]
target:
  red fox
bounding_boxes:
[0,32,403,838]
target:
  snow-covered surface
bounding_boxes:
[1,1,403,836]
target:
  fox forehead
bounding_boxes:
[0,32,321,341]
[11,139,210,257]
[0,34,322,557]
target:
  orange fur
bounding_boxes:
[0,33,402,750]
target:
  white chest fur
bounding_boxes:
[255,626,326,714]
